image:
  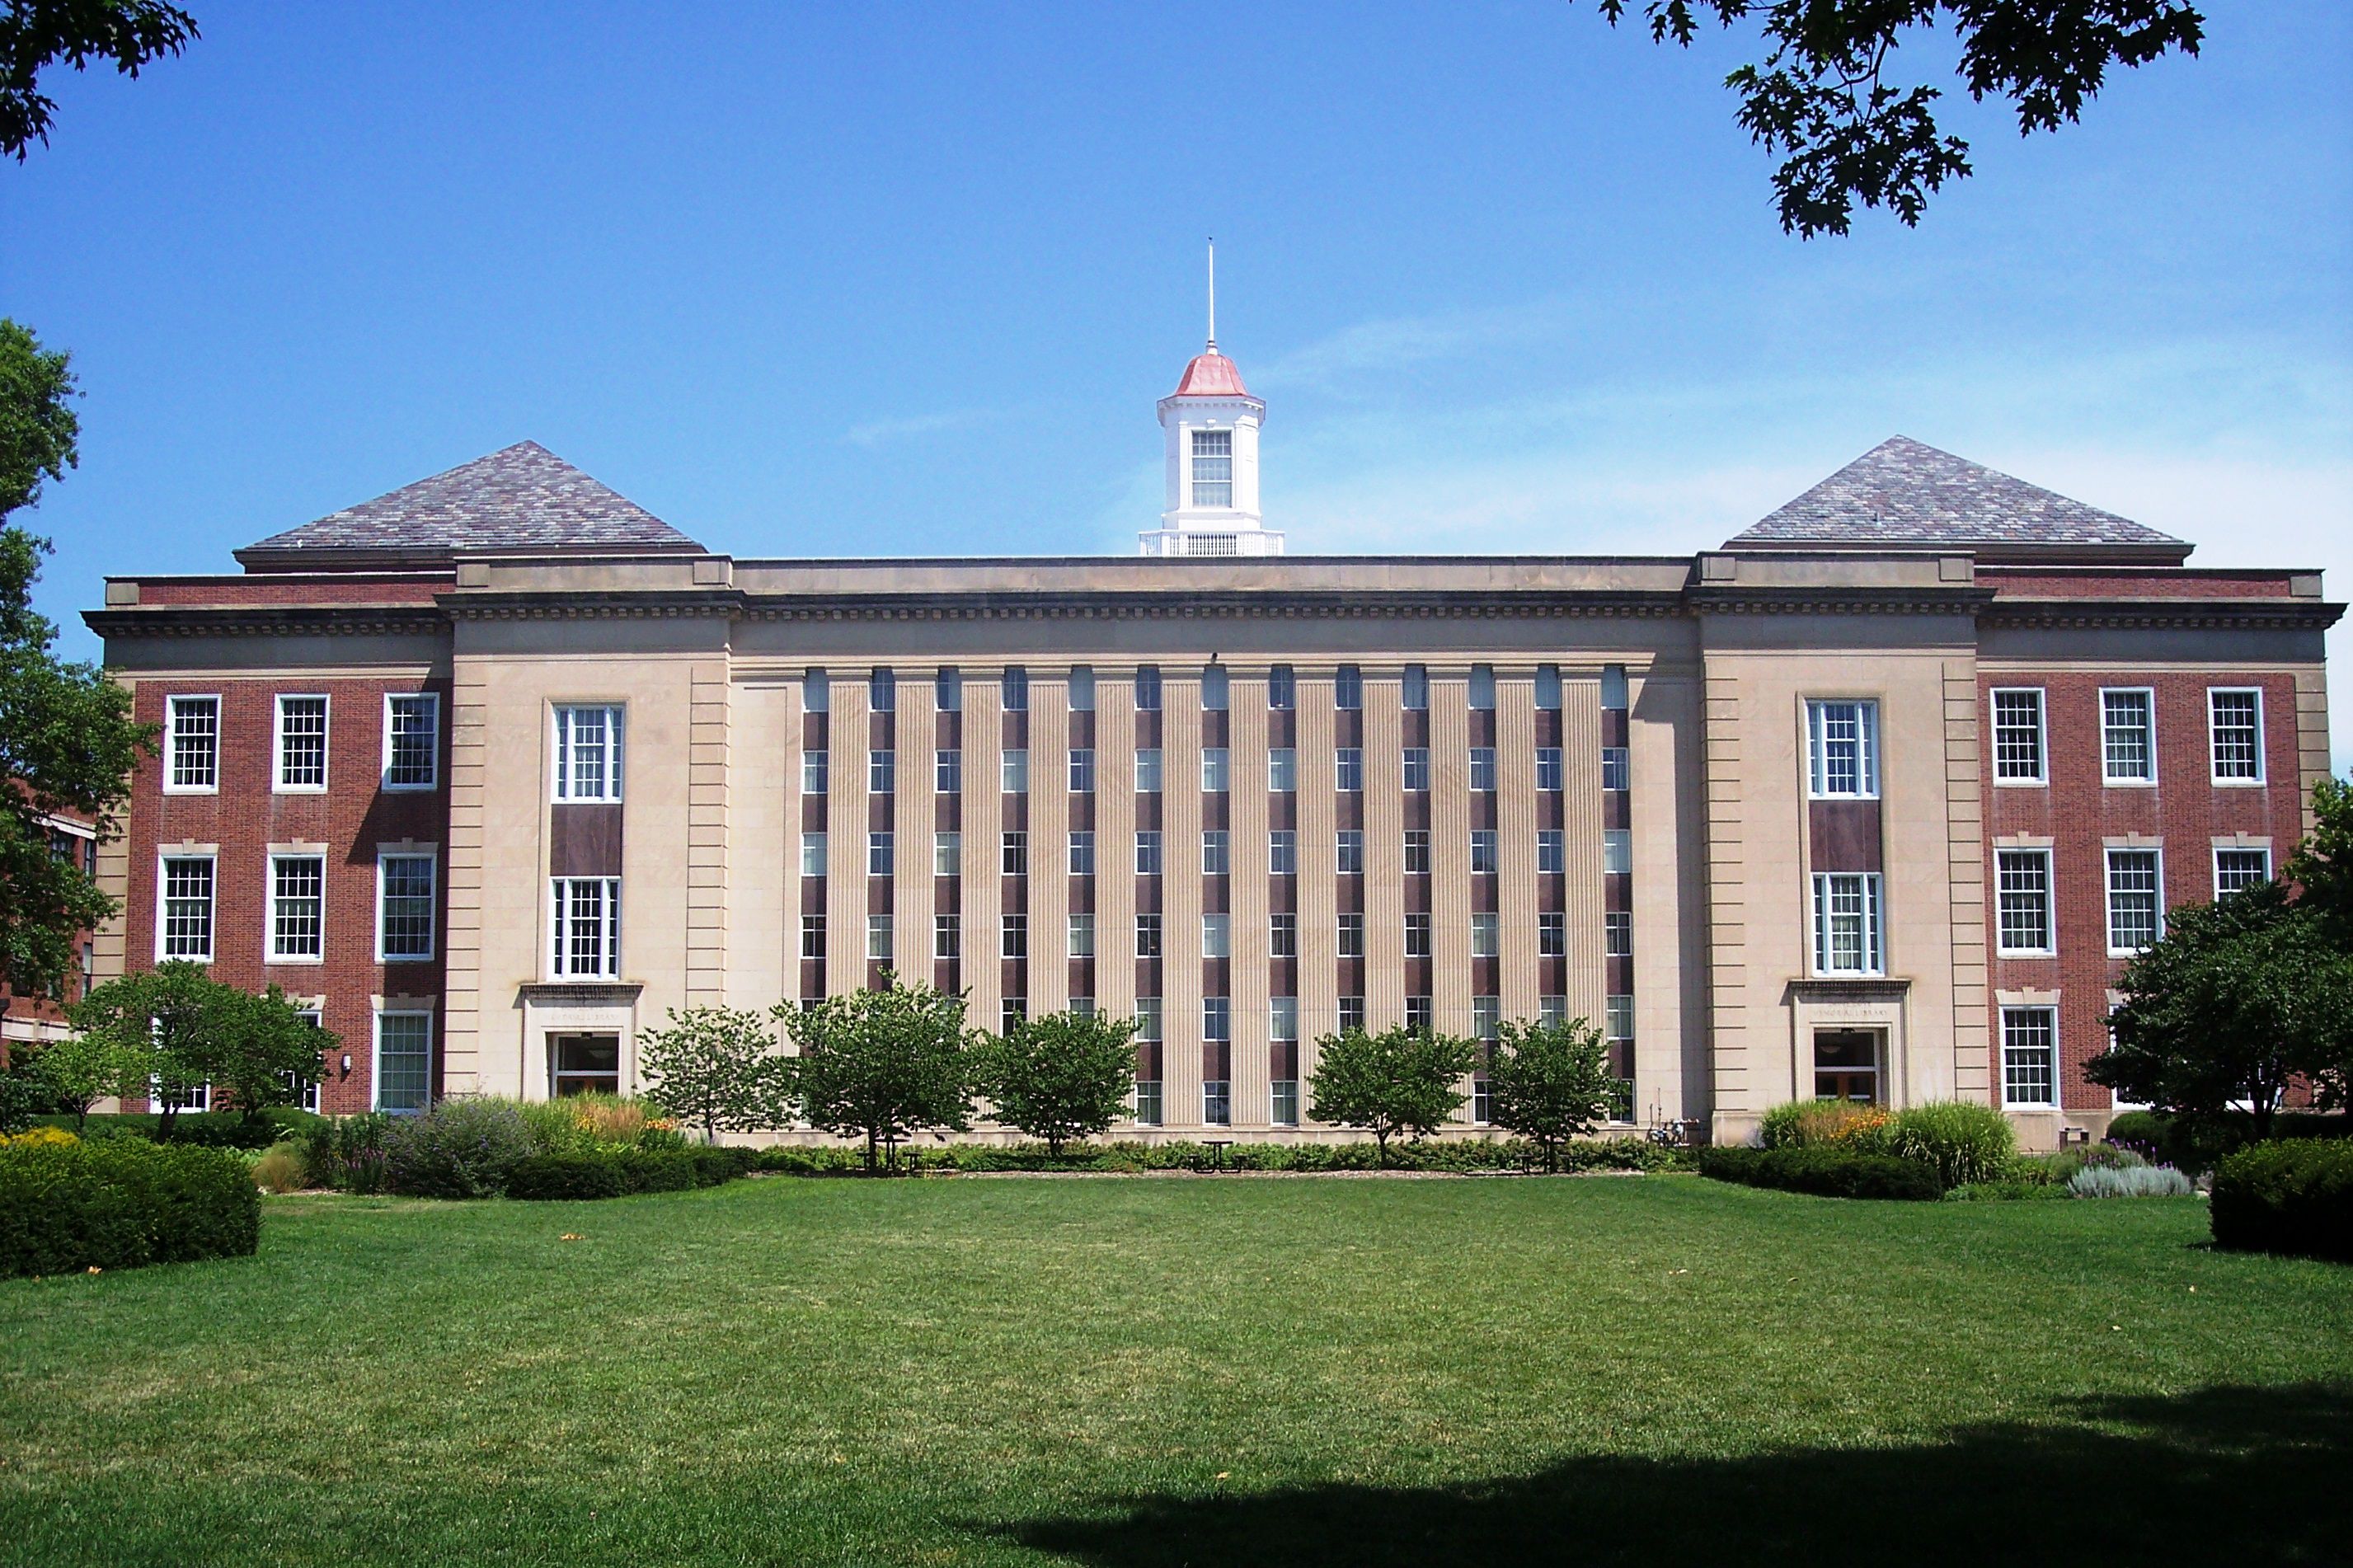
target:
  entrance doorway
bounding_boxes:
[1813,1030,1882,1104]
[550,1034,622,1097]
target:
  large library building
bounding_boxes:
[85,331,2339,1148]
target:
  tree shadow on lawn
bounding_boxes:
[997,1383,2351,1566]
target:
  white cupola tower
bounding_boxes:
[1139,242,1282,557]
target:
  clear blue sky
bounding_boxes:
[6,2,2349,760]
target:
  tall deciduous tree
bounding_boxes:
[2,320,152,1035]
[1307,1025,1479,1167]
[2286,775,2353,946]
[1593,1,2204,237]
[1487,1015,1618,1171]
[776,975,975,1170]
[981,1009,1138,1157]
[636,1004,791,1141]
[68,962,329,1132]
[1,0,200,160]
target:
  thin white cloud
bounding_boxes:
[840,406,1018,448]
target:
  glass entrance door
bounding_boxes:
[550,1034,622,1097]
[1813,1030,1881,1104]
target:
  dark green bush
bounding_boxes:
[506,1154,626,1201]
[745,1136,1689,1176]
[0,1138,260,1277]
[33,1109,326,1149]
[383,1100,535,1199]
[614,1148,698,1193]
[2210,1138,2353,1262]
[689,1145,758,1185]
[1698,1144,1943,1201]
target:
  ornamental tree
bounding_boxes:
[1307,1024,1479,1167]
[636,1004,791,1140]
[68,962,330,1133]
[981,1009,1138,1157]
[775,974,976,1170]
[1488,1015,1618,1171]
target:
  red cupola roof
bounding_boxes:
[1172,347,1251,398]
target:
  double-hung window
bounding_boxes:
[270,854,325,961]
[373,1012,433,1115]
[1201,831,1230,876]
[1001,749,1029,793]
[1270,913,1298,957]
[1995,849,2054,955]
[1991,689,2045,784]
[1811,872,1883,975]
[1535,748,1563,791]
[801,749,829,796]
[1202,914,1231,958]
[1402,747,1430,791]
[1469,830,1498,875]
[550,876,621,978]
[1191,429,1233,508]
[1537,830,1565,875]
[2000,1007,2058,1108]
[1135,914,1163,957]
[870,832,895,876]
[1002,913,1028,960]
[935,666,962,712]
[2106,849,2163,954]
[275,695,328,791]
[1335,665,1363,711]
[1538,912,1566,958]
[166,696,219,792]
[1001,832,1027,876]
[1068,831,1096,876]
[1268,666,1296,710]
[867,915,894,962]
[384,693,439,790]
[1403,829,1430,876]
[936,749,961,793]
[934,914,960,960]
[553,706,624,801]
[2208,689,2263,782]
[1470,913,1499,958]
[159,854,216,960]
[1001,666,1029,711]
[1068,914,1094,957]
[933,832,960,876]
[1268,829,1297,875]
[2214,847,2271,898]
[1335,830,1364,875]
[1468,748,1497,792]
[1068,749,1095,793]
[1601,747,1629,791]
[1335,748,1363,792]
[869,668,896,711]
[1603,829,1632,876]
[1404,913,1432,959]
[1200,748,1230,792]
[870,749,896,795]
[1336,914,1365,959]
[1136,831,1162,876]
[801,915,826,960]
[378,852,436,961]
[1604,912,1632,959]
[1267,749,1297,791]
[1134,665,1162,711]
[2102,690,2155,784]
[1135,749,1163,792]
[1806,700,1878,798]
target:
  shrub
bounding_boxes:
[2069,1162,2195,1199]
[614,1148,699,1193]
[249,1142,308,1194]
[1,1125,80,1150]
[300,1112,397,1193]
[382,1099,536,1199]
[1698,1144,1943,1200]
[1759,1099,1889,1151]
[2210,1138,2353,1261]
[0,1138,260,1277]
[1881,1101,2015,1188]
[507,1154,627,1201]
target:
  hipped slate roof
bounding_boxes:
[1727,436,2191,561]
[237,442,703,568]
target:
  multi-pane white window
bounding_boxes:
[1135,914,1162,957]
[552,706,624,801]
[1202,914,1231,958]
[1469,830,1498,874]
[1191,429,1233,507]
[936,749,961,793]
[934,914,960,960]
[1402,747,1431,791]
[1201,1077,1232,1127]
[1002,914,1027,960]
[1000,832,1026,876]
[801,749,829,795]
[1402,664,1430,710]
[801,915,825,960]
[275,695,328,791]
[1995,849,2054,955]
[1135,749,1163,792]
[374,1012,433,1115]
[870,749,896,795]
[1336,830,1365,874]
[1270,1077,1299,1126]
[2214,847,2271,898]
[1203,996,1231,1040]
[2106,849,2164,953]
[1202,831,1230,876]
[1535,748,1564,791]
[870,832,895,876]
[1601,747,1629,792]
[1811,872,1883,975]
[1991,689,2046,783]
[1001,749,1029,793]
[2000,1007,2058,1108]
[1470,913,1500,958]
[550,877,621,978]
[1603,829,1632,876]
[1336,748,1364,792]
[1806,700,1878,798]
[2208,688,2264,782]
[2101,689,2156,783]
[1068,831,1096,876]
[1338,995,1368,1032]
[1538,912,1566,958]
[1269,829,1297,875]
[1336,914,1365,958]
[1068,914,1094,957]
[1134,665,1162,711]
[868,667,896,711]
[1201,748,1230,792]
[1605,994,1636,1045]
[1001,666,1029,711]
[166,696,220,792]
[933,831,960,876]
[269,854,325,960]
[1136,831,1162,876]
[1002,997,1027,1033]
[1405,995,1435,1034]
[1068,749,1095,792]
[1404,913,1432,959]
[1268,666,1296,710]
[1134,1077,1162,1126]
[1267,748,1297,791]
[1335,665,1364,711]
[1071,997,1096,1019]
[1604,911,1632,959]
[1537,830,1565,875]
[159,854,216,960]
[378,852,436,960]
[1270,913,1298,957]
[867,913,894,962]
[1200,665,1228,711]
[1404,829,1430,875]
[935,666,962,712]
[1540,995,1569,1027]
[1270,996,1299,1042]
[1468,748,1497,791]
[1472,994,1501,1041]
[384,693,439,790]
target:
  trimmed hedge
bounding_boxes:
[749,1137,1689,1176]
[506,1154,626,1200]
[2108,1110,2353,1176]
[1698,1144,1943,1201]
[506,1143,758,1201]
[35,1109,326,1151]
[0,1138,261,1278]
[2210,1138,2353,1262]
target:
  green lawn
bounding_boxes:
[2,1174,2347,1566]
